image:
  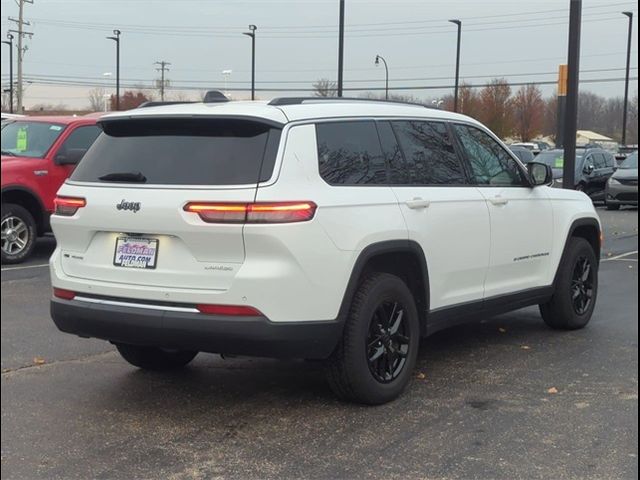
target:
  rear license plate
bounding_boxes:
[113,237,159,269]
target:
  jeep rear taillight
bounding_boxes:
[54,196,86,216]
[184,201,317,224]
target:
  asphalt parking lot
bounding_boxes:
[1,206,637,480]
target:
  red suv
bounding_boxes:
[1,115,102,263]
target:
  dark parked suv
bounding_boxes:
[535,147,616,200]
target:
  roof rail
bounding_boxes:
[137,100,196,109]
[268,96,433,108]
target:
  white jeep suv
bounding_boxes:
[50,98,601,404]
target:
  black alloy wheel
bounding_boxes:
[366,301,410,383]
[571,256,595,315]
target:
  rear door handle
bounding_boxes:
[405,198,430,209]
[489,195,509,206]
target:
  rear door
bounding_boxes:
[381,120,491,310]
[451,123,554,298]
[54,117,282,291]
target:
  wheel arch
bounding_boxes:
[338,240,430,335]
[553,217,601,287]
[1,186,47,235]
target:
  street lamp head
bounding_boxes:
[6,32,14,41]
[113,29,121,36]
[622,11,633,19]
[106,35,118,42]
[375,55,380,65]
[248,24,257,32]
[449,19,462,26]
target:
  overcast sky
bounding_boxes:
[0,0,638,109]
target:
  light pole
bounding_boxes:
[2,33,14,113]
[337,0,345,97]
[106,29,121,110]
[222,69,232,96]
[621,11,633,146]
[243,25,257,100]
[449,19,462,112]
[375,55,389,100]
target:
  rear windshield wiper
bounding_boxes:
[1,150,16,156]
[98,171,147,183]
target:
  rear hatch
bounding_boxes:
[53,116,282,291]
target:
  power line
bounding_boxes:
[6,66,636,86]
[22,9,637,38]
[14,76,638,93]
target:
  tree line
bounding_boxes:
[313,78,639,145]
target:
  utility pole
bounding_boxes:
[2,33,14,113]
[621,11,633,146]
[8,0,34,113]
[154,61,171,101]
[562,0,582,190]
[337,0,345,97]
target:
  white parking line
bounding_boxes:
[602,250,638,262]
[1,263,49,272]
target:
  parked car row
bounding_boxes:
[511,145,638,209]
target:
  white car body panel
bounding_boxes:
[50,100,601,328]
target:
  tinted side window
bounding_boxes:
[376,121,404,174]
[604,152,615,168]
[59,126,101,163]
[593,153,607,168]
[316,121,387,185]
[453,124,528,186]
[389,121,466,185]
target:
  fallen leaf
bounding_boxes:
[33,357,46,365]
[416,372,426,380]
[498,327,507,333]
[547,387,558,394]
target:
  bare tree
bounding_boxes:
[313,78,338,97]
[87,87,106,111]
[512,84,544,141]
[478,78,513,139]
[442,83,481,118]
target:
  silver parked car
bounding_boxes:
[606,152,638,210]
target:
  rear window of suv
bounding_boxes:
[71,118,282,185]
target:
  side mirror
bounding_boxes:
[528,162,553,186]
[55,148,86,165]
[583,164,595,175]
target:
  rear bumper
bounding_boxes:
[51,298,343,359]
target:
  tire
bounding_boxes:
[115,343,198,371]
[325,273,420,405]
[540,237,598,330]
[1,203,37,265]
[606,203,620,211]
